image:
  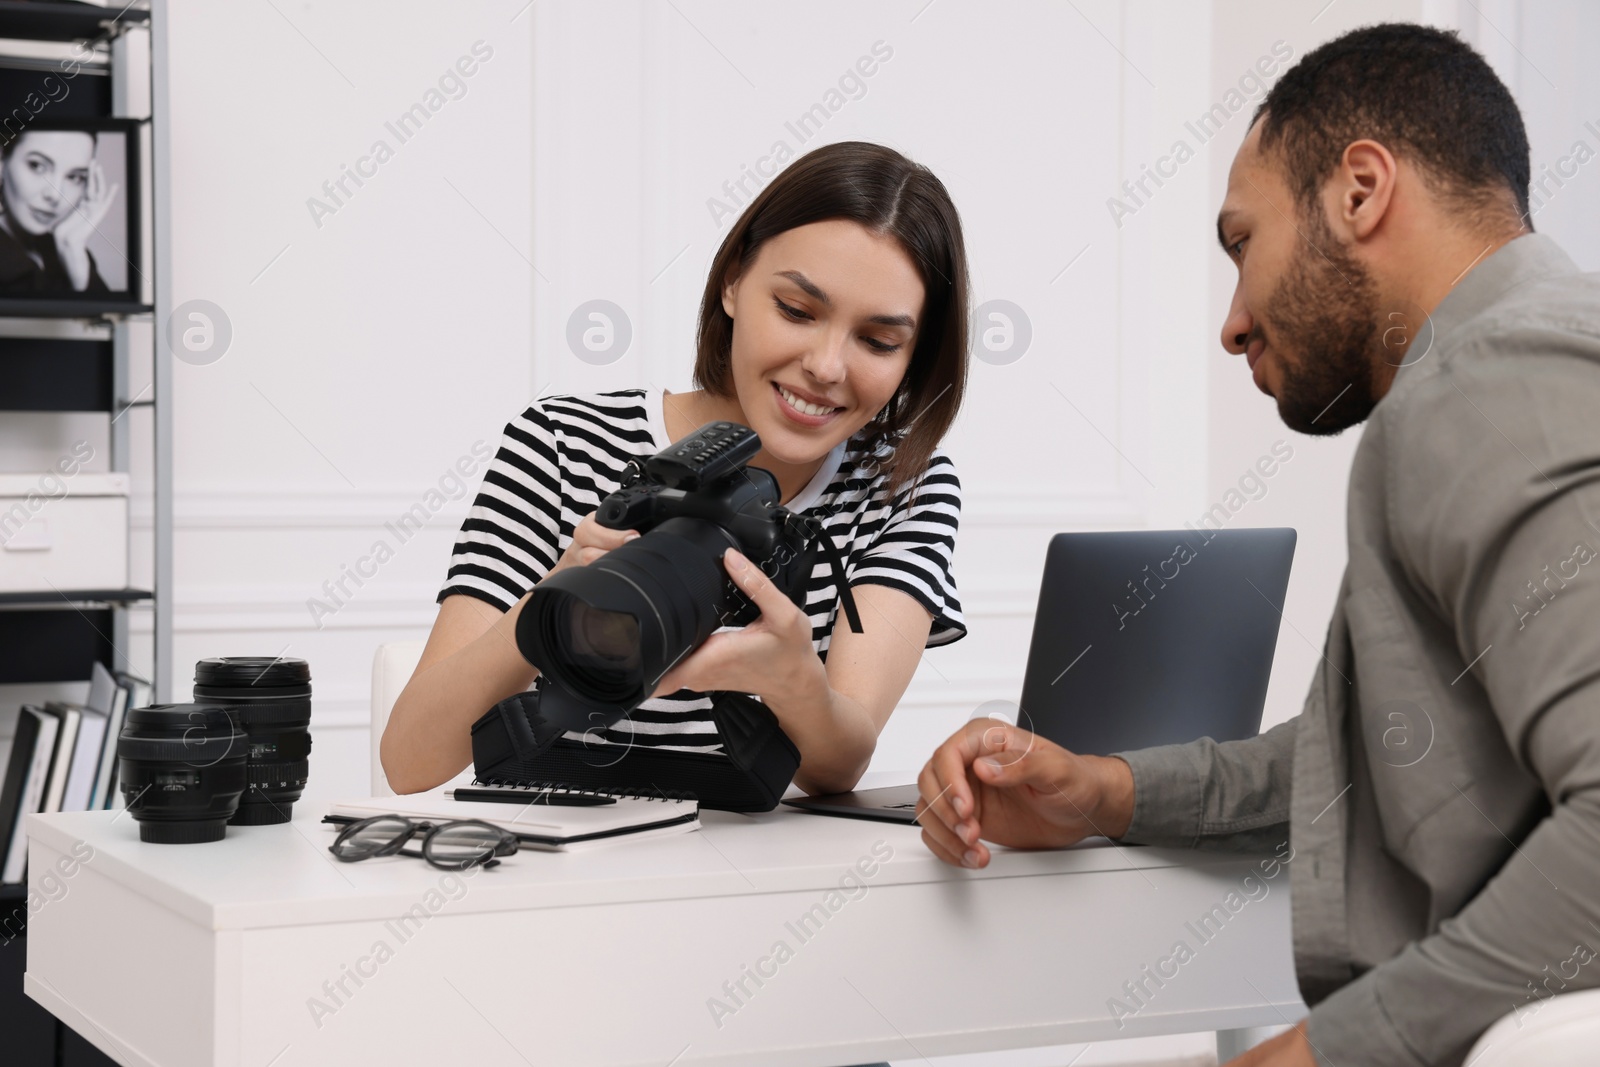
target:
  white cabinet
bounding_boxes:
[0,474,130,594]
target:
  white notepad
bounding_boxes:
[325,786,699,853]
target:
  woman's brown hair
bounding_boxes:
[694,141,969,497]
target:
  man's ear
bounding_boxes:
[721,268,741,319]
[1339,139,1397,241]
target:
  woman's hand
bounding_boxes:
[650,547,826,702]
[53,159,117,293]
[547,513,639,578]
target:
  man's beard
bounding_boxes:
[1257,213,1385,435]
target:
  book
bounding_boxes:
[2,707,60,884]
[106,671,150,810]
[324,786,699,853]
[0,709,38,876]
[39,703,82,815]
[116,671,151,712]
[90,666,133,810]
[60,702,108,813]
[85,662,117,721]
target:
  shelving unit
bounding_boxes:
[0,2,166,1063]
[0,1,165,687]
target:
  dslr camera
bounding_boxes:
[513,421,859,732]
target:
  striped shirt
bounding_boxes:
[439,386,965,752]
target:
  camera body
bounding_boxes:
[513,421,817,730]
[593,420,814,625]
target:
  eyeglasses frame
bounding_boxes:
[327,814,520,871]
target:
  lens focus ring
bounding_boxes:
[243,759,310,787]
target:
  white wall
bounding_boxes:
[138,0,537,813]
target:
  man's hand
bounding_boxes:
[915,718,1136,868]
[1224,1022,1318,1066]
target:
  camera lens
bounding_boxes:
[116,704,248,844]
[193,657,313,826]
[563,600,642,689]
[538,591,643,707]
[568,601,641,667]
[517,516,733,729]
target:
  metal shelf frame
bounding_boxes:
[0,1,170,698]
[148,0,170,701]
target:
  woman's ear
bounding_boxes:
[720,269,741,319]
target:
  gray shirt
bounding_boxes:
[1115,233,1600,1066]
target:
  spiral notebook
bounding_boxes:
[325,785,699,853]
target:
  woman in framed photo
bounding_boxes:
[384,141,970,817]
[0,128,119,297]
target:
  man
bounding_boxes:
[917,23,1600,1067]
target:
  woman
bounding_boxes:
[0,129,118,296]
[383,141,969,801]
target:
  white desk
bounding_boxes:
[24,798,1304,1067]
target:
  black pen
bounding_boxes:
[448,787,616,807]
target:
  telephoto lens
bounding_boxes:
[193,657,313,825]
[515,422,827,733]
[116,704,248,843]
[519,515,740,722]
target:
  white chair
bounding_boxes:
[1463,988,1600,1065]
[369,640,426,796]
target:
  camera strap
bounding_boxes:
[793,515,864,634]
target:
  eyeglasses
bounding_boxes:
[327,815,519,871]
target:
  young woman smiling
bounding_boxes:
[382,141,970,799]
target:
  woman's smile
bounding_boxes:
[772,380,847,426]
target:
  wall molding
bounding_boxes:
[129,590,440,634]
[0,699,372,742]
[299,680,1026,740]
[130,488,474,530]
[128,486,1147,531]
[129,579,1047,636]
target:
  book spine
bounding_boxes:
[0,708,41,881]
[4,713,57,884]
[40,710,80,815]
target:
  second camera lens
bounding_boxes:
[193,657,313,826]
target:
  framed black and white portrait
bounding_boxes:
[0,117,142,314]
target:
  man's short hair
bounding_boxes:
[1253,23,1531,227]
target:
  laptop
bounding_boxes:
[783,527,1297,824]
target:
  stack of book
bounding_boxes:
[0,663,147,884]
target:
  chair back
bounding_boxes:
[369,640,426,795]
[1465,988,1600,1066]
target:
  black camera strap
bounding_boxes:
[793,514,864,634]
